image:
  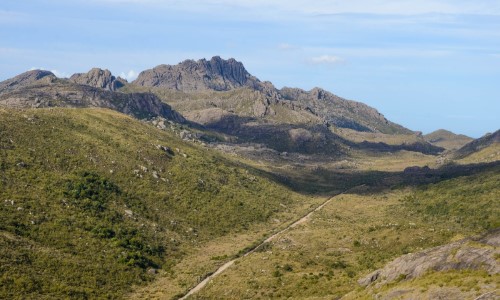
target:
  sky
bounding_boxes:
[1,0,499,137]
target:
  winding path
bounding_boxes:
[180,188,356,299]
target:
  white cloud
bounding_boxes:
[309,55,344,65]
[278,43,299,51]
[119,70,138,81]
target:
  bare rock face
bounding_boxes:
[69,68,126,91]
[0,70,56,92]
[280,87,412,134]
[358,229,500,288]
[0,73,185,123]
[133,56,260,92]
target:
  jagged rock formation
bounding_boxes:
[133,56,261,92]
[359,229,500,288]
[0,70,185,122]
[453,129,500,159]
[69,68,127,91]
[131,56,412,135]
[280,87,412,134]
[424,129,473,150]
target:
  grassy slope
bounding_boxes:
[424,129,473,150]
[0,108,315,299]
[193,168,499,299]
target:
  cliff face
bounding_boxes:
[133,56,260,92]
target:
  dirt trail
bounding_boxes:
[180,189,353,299]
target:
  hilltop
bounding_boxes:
[424,129,473,150]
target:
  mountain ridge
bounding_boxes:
[129,56,413,136]
[0,69,185,123]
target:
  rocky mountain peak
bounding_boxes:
[0,70,56,92]
[133,56,259,92]
[69,68,126,91]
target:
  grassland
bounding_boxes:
[191,168,499,299]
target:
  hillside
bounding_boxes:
[0,108,315,299]
[424,129,473,150]
[0,70,185,122]
[186,167,500,299]
[453,129,500,161]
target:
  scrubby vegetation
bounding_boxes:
[192,167,499,299]
[0,108,310,299]
[0,107,498,299]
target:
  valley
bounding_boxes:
[0,57,498,299]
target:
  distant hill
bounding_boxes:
[424,129,473,150]
[0,69,185,122]
[452,129,500,160]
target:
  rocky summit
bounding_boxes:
[133,56,261,92]
[69,68,127,91]
[0,70,56,92]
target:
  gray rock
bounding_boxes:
[133,56,261,92]
[358,229,500,287]
[0,70,56,92]
[0,77,186,123]
[69,68,126,91]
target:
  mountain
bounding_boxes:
[0,70,185,122]
[133,56,261,92]
[424,129,473,150]
[280,87,412,134]
[125,57,447,156]
[69,68,127,91]
[131,56,411,135]
[0,69,57,92]
[452,129,500,161]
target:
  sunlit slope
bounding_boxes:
[0,108,311,299]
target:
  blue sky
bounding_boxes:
[1,0,499,137]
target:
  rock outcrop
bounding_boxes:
[69,68,127,91]
[358,229,500,288]
[133,56,260,92]
[0,70,56,92]
[131,57,413,135]
[0,70,185,123]
[280,87,412,134]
